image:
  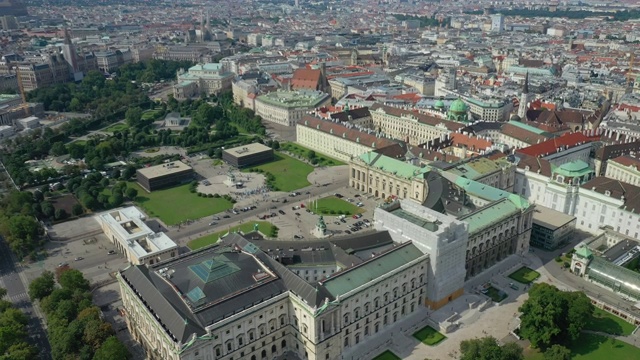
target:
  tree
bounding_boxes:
[40,201,55,218]
[460,337,523,360]
[28,271,55,300]
[519,283,593,349]
[125,107,143,128]
[121,165,136,180]
[54,208,68,220]
[50,141,67,156]
[71,204,84,216]
[2,341,38,360]
[108,192,124,207]
[125,187,138,199]
[58,269,90,292]
[544,345,571,360]
[92,336,130,360]
[0,288,6,299]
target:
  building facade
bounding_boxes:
[117,234,430,360]
[254,90,331,127]
[174,63,235,99]
[370,103,464,146]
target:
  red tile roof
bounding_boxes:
[610,155,640,169]
[450,133,493,152]
[370,103,465,132]
[516,132,593,158]
[291,69,322,91]
[298,115,397,150]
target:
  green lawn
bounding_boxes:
[485,286,508,303]
[281,142,345,166]
[141,109,163,121]
[508,267,540,284]
[103,123,128,133]
[131,183,233,226]
[585,308,636,336]
[307,196,364,216]
[188,221,276,250]
[413,325,446,346]
[525,333,640,360]
[242,153,313,192]
[372,351,401,360]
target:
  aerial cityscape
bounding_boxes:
[0,0,640,359]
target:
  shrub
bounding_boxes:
[213,193,220,198]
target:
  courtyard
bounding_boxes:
[242,153,314,192]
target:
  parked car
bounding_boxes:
[74,257,83,261]
[345,230,352,234]
[278,210,285,215]
[212,216,220,220]
[334,193,343,198]
[107,250,116,255]
[223,215,230,218]
[293,235,304,239]
[58,262,68,267]
[356,202,364,207]
[270,212,277,217]
[295,212,301,216]
[209,222,217,226]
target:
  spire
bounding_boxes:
[523,72,529,94]
[64,28,72,45]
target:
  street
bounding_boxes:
[0,236,51,360]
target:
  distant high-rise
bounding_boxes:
[295,0,299,8]
[0,0,28,17]
[490,14,504,33]
[518,72,531,119]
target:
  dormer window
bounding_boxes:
[605,190,611,196]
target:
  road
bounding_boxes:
[0,237,51,360]
[166,175,349,242]
[537,244,640,315]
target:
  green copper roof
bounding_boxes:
[459,198,521,234]
[552,160,593,177]
[359,152,431,180]
[189,255,240,284]
[434,100,445,109]
[322,243,424,297]
[574,246,593,259]
[453,175,530,209]
[507,120,549,135]
[449,98,468,113]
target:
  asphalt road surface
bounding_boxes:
[0,236,51,360]
[167,176,349,243]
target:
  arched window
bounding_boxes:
[302,324,308,334]
[281,339,287,349]
[271,344,277,354]
[261,349,267,359]
[279,314,286,326]
[215,346,221,357]
[374,297,380,308]
[248,329,255,341]
[258,324,266,337]
[343,313,350,325]
[237,335,244,347]
[226,340,233,352]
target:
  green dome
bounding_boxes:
[434,100,445,109]
[449,98,468,113]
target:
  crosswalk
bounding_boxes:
[8,292,28,303]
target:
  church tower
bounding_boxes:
[517,72,531,119]
[62,28,78,73]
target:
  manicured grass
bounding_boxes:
[584,308,636,336]
[242,153,313,192]
[103,122,128,133]
[525,333,640,360]
[281,142,345,166]
[372,350,401,360]
[508,267,540,284]
[413,325,446,346]
[188,221,277,250]
[485,286,508,303]
[141,109,163,120]
[307,196,364,216]
[131,183,233,226]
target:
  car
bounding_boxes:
[270,212,277,217]
[58,262,68,267]
[509,283,519,290]
[282,199,288,203]
[107,250,116,255]
[271,206,277,209]
[363,219,370,223]
[223,215,230,218]
[353,214,359,219]
[356,202,364,207]
[306,209,311,213]
[354,194,360,198]
[334,221,341,225]
[295,212,301,216]
[250,205,257,210]
[334,193,343,198]
[340,218,346,223]
[209,222,217,226]
[305,191,310,194]
[74,257,83,261]
[300,203,305,208]
[345,230,352,234]
[293,235,304,239]
[212,216,220,220]
[347,198,354,202]
[278,210,285,215]
[350,228,358,232]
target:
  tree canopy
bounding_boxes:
[0,288,37,358]
[518,283,593,349]
[460,336,523,360]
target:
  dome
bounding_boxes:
[434,100,445,109]
[510,113,521,121]
[449,98,468,113]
